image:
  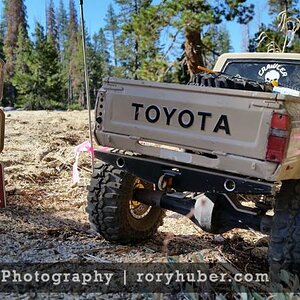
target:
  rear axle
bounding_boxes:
[134,189,272,234]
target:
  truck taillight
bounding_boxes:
[266,113,290,163]
[271,113,289,130]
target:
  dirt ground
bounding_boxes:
[0,110,270,298]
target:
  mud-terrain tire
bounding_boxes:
[86,163,165,244]
[188,72,272,93]
[269,180,300,281]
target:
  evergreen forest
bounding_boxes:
[0,0,299,109]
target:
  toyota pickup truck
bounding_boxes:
[87,52,300,279]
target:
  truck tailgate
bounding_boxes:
[94,78,288,180]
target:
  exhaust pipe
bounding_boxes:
[224,179,236,192]
[134,190,272,234]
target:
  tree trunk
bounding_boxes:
[184,30,205,77]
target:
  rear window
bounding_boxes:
[223,60,300,90]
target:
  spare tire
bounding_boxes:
[188,72,273,93]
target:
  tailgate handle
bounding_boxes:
[251,100,281,109]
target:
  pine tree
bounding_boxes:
[0,0,7,35]
[133,0,254,77]
[105,4,119,69]
[46,0,58,48]
[66,0,82,104]
[202,25,232,68]
[72,28,84,107]
[0,14,5,60]
[3,0,28,105]
[57,0,69,103]
[3,0,27,78]
[89,28,110,105]
[14,22,63,109]
[93,28,110,76]
[68,0,78,43]
[57,0,68,54]
[268,0,298,16]
[11,24,34,107]
[31,22,48,108]
[0,1,7,60]
[114,0,165,80]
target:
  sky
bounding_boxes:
[0,0,271,52]
[0,0,111,38]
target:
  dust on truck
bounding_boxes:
[87,52,300,279]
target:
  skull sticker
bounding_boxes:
[265,70,280,83]
[258,64,288,84]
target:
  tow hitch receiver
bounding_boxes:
[134,189,272,234]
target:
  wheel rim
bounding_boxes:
[129,179,152,219]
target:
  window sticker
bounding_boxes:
[258,64,288,83]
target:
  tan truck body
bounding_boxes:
[94,53,300,183]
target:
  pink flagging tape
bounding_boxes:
[99,146,111,152]
[72,141,94,183]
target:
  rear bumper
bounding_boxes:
[95,147,276,195]
[94,133,279,182]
